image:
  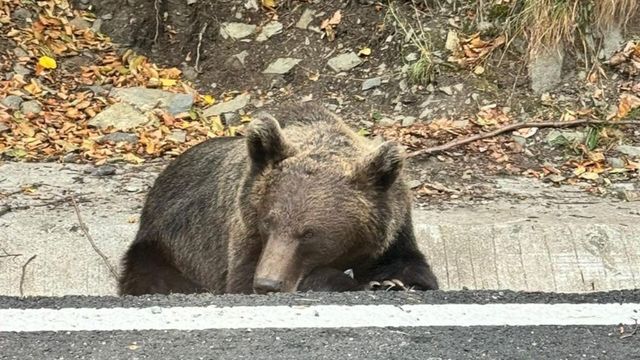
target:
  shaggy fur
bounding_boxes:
[118,103,438,295]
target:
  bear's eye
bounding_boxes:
[300,229,315,241]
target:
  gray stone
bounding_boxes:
[13,63,30,76]
[401,116,416,127]
[13,47,28,58]
[362,77,382,91]
[439,86,453,96]
[180,64,198,81]
[91,18,103,33]
[528,45,564,94]
[222,112,242,126]
[20,100,41,114]
[327,52,363,72]
[202,93,251,117]
[296,9,316,29]
[407,179,422,189]
[607,157,625,169]
[220,22,257,40]
[512,136,527,146]
[545,130,585,146]
[92,165,117,177]
[110,87,194,115]
[256,21,283,42]
[167,130,187,143]
[11,8,33,23]
[378,117,396,127]
[69,16,91,30]
[601,26,623,60]
[263,58,301,74]
[405,52,419,62]
[97,132,138,144]
[88,85,108,96]
[233,51,249,66]
[1,95,23,110]
[617,145,640,157]
[88,103,150,130]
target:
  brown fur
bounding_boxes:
[118,102,438,295]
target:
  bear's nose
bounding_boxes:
[253,278,284,294]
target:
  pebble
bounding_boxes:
[92,165,117,177]
[327,52,363,72]
[1,95,23,110]
[362,77,382,91]
[20,100,42,114]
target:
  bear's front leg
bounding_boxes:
[297,267,364,292]
[365,219,439,291]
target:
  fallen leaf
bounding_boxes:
[358,47,372,56]
[38,56,57,69]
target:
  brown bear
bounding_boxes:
[118,102,438,295]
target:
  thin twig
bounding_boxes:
[620,319,638,339]
[153,0,161,44]
[19,255,37,297]
[70,196,118,280]
[195,22,208,73]
[0,247,22,259]
[407,119,640,158]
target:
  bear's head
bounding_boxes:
[243,112,406,294]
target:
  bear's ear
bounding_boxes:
[246,112,295,170]
[352,141,404,191]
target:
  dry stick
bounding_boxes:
[153,0,161,44]
[0,248,22,259]
[195,23,208,73]
[19,255,37,297]
[620,319,639,339]
[70,196,118,280]
[407,119,640,158]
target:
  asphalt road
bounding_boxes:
[2,290,639,359]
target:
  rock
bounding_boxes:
[62,153,81,163]
[202,93,251,117]
[69,16,91,30]
[445,30,459,51]
[256,21,283,42]
[110,87,194,115]
[233,50,249,66]
[87,85,108,96]
[439,86,453,96]
[296,9,316,29]
[378,117,396,127]
[97,132,138,144]
[88,103,150,131]
[401,116,416,127]
[528,45,564,94]
[11,8,33,24]
[327,52,363,72]
[545,130,585,146]
[1,95,23,110]
[91,18,103,33]
[607,157,625,169]
[617,145,640,157]
[263,58,301,74]
[220,22,257,40]
[13,47,28,57]
[601,26,623,60]
[362,77,381,91]
[101,14,113,20]
[180,64,198,81]
[407,180,422,189]
[222,112,242,126]
[512,136,527,146]
[405,52,419,62]
[167,130,186,143]
[13,63,30,76]
[92,165,117,177]
[453,83,464,92]
[20,100,41,114]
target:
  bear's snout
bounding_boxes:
[253,278,284,294]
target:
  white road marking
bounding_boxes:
[1,303,638,332]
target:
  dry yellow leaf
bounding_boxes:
[38,56,57,69]
[358,47,372,56]
[123,153,145,164]
[203,95,215,105]
[262,0,277,8]
[160,78,177,87]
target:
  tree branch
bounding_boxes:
[406,119,640,158]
